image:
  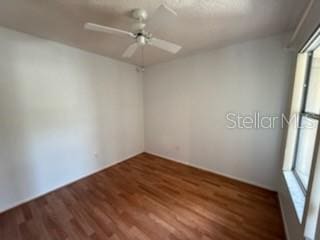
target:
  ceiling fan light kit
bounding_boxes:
[84,4,182,61]
[136,34,147,46]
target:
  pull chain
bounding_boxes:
[141,46,145,72]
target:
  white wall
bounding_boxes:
[0,27,144,212]
[144,34,295,190]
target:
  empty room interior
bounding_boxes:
[1,1,320,240]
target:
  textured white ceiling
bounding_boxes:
[0,0,309,66]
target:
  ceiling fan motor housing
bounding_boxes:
[132,8,148,21]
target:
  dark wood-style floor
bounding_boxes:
[0,153,285,240]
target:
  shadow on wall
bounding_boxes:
[0,31,142,212]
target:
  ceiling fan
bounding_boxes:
[84,5,182,59]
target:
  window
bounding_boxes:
[293,48,320,190]
[283,27,320,239]
[294,116,318,189]
[305,48,320,114]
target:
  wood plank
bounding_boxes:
[0,153,285,240]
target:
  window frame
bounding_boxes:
[283,26,320,239]
[292,44,320,194]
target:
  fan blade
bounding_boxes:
[122,43,139,58]
[152,4,177,19]
[150,38,181,54]
[160,4,177,16]
[84,23,135,38]
[146,4,177,33]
